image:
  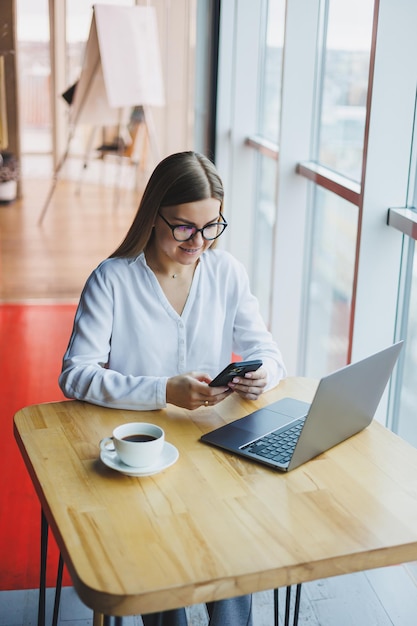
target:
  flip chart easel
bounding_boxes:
[38,4,164,225]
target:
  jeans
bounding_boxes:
[141,594,253,626]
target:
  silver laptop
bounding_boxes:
[201,342,403,472]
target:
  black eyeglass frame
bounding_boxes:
[157,211,228,242]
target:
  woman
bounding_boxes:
[59,151,286,625]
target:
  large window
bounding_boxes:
[252,154,278,318]
[298,0,374,376]
[388,95,417,445]
[17,0,51,160]
[394,242,417,447]
[217,0,417,438]
[315,0,374,181]
[257,0,284,145]
[251,0,285,322]
[304,188,358,377]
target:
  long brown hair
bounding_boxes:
[110,151,224,258]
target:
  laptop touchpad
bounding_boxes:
[236,408,297,436]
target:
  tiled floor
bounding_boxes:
[2,563,417,626]
[0,586,304,626]
[0,587,260,626]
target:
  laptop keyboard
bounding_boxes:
[242,417,306,465]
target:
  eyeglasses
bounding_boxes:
[158,212,228,242]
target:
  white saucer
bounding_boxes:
[100,441,179,476]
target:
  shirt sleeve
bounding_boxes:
[58,264,168,410]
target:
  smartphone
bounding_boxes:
[208,359,263,387]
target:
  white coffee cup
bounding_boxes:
[100,422,165,468]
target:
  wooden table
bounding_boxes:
[14,377,417,622]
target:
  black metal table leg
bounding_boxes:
[52,552,64,626]
[274,584,302,626]
[39,510,48,626]
[293,584,302,625]
[39,509,65,626]
[284,586,291,626]
[274,588,279,626]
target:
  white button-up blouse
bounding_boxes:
[59,249,286,410]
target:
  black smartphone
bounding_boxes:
[208,359,263,387]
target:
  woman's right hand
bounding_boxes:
[166,372,232,410]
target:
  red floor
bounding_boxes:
[0,304,76,590]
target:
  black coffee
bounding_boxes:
[122,434,157,443]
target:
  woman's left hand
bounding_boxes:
[227,366,268,401]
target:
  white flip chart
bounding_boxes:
[70,4,165,127]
